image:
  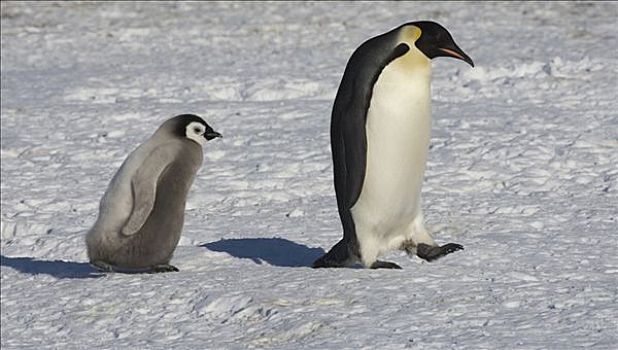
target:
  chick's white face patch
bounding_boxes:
[185,121,206,146]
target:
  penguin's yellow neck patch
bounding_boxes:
[399,25,422,45]
[393,25,430,72]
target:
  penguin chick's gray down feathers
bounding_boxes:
[86,114,221,273]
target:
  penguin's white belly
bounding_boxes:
[351,61,431,258]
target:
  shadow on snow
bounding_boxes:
[0,255,103,279]
[201,237,325,267]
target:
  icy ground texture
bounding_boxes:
[1,2,617,349]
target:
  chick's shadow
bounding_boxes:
[1,255,103,279]
[201,238,325,267]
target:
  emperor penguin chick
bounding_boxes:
[86,114,221,273]
[313,21,474,269]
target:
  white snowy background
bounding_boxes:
[1,2,617,349]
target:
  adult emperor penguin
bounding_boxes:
[313,21,474,269]
[86,114,221,273]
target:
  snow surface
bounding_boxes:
[1,1,617,349]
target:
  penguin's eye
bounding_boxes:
[194,127,201,134]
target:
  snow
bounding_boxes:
[1,1,617,349]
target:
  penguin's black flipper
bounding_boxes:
[312,240,352,268]
[416,243,464,262]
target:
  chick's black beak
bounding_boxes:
[205,131,222,140]
[438,46,474,67]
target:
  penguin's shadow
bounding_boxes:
[0,255,103,279]
[201,238,325,267]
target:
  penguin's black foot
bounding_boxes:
[416,243,464,262]
[370,260,402,269]
[313,239,351,268]
[150,264,179,273]
[312,256,347,268]
[90,260,114,272]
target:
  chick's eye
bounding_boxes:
[194,127,201,133]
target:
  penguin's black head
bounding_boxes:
[171,114,221,146]
[409,21,474,67]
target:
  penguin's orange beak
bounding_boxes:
[438,47,474,67]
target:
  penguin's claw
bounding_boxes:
[442,243,464,254]
[370,260,402,269]
[417,243,464,262]
[90,260,114,272]
[150,264,179,273]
